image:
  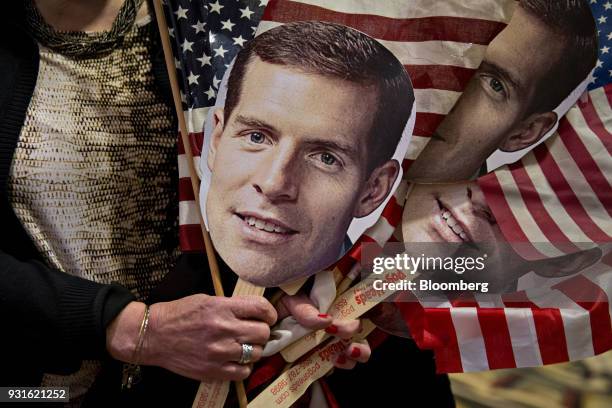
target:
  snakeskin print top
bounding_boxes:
[8,14,179,400]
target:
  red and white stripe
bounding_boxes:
[178,106,208,252]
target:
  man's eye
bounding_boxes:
[489,78,504,93]
[249,132,266,144]
[320,152,337,166]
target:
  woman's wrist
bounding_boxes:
[105,301,147,363]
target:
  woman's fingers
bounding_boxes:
[218,362,252,381]
[228,343,264,364]
[234,320,271,345]
[333,342,371,369]
[325,319,361,339]
[345,342,371,363]
[334,354,357,370]
[280,293,332,330]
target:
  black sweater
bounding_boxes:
[0,3,172,385]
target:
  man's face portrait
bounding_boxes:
[206,59,391,286]
[203,22,413,287]
[407,4,596,182]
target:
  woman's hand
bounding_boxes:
[106,295,277,381]
[276,292,371,369]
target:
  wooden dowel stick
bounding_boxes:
[151,0,224,298]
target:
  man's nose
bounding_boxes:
[252,146,299,201]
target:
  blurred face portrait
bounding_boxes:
[407,7,564,182]
[402,182,602,292]
[402,182,501,245]
[206,57,400,286]
[402,182,527,291]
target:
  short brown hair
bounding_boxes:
[224,21,414,171]
[520,0,598,113]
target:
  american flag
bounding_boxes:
[589,0,612,89]
[168,0,612,375]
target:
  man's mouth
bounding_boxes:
[236,212,297,235]
[437,200,469,242]
[244,215,292,234]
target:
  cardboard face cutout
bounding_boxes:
[405,4,597,182]
[199,21,415,287]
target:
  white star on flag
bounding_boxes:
[209,0,223,14]
[205,86,216,100]
[221,19,236,32]
[197,53,211,67]
[605,1,612,10]
[168,27,174,37]
[214,45,228,58]
[240,6,255,19]
[213,76,221,89]
[233,35,247,47]
[597,59,604,68]
[602,45,610,54]
[599,15,608,24]
[174,57,181,70]
[174,5,188,20]
[192,21,206,34]
[181,39,194,53]
[187,72,199,85]
[259,0,269,6]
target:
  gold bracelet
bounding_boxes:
[133,305,151,364]
[122,304,150,390]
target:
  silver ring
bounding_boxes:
[239,343,254,365]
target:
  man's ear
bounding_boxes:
[207,108,225,172]
[499,111,557,152]
[532,247,602,278]
[353,160,400,218]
